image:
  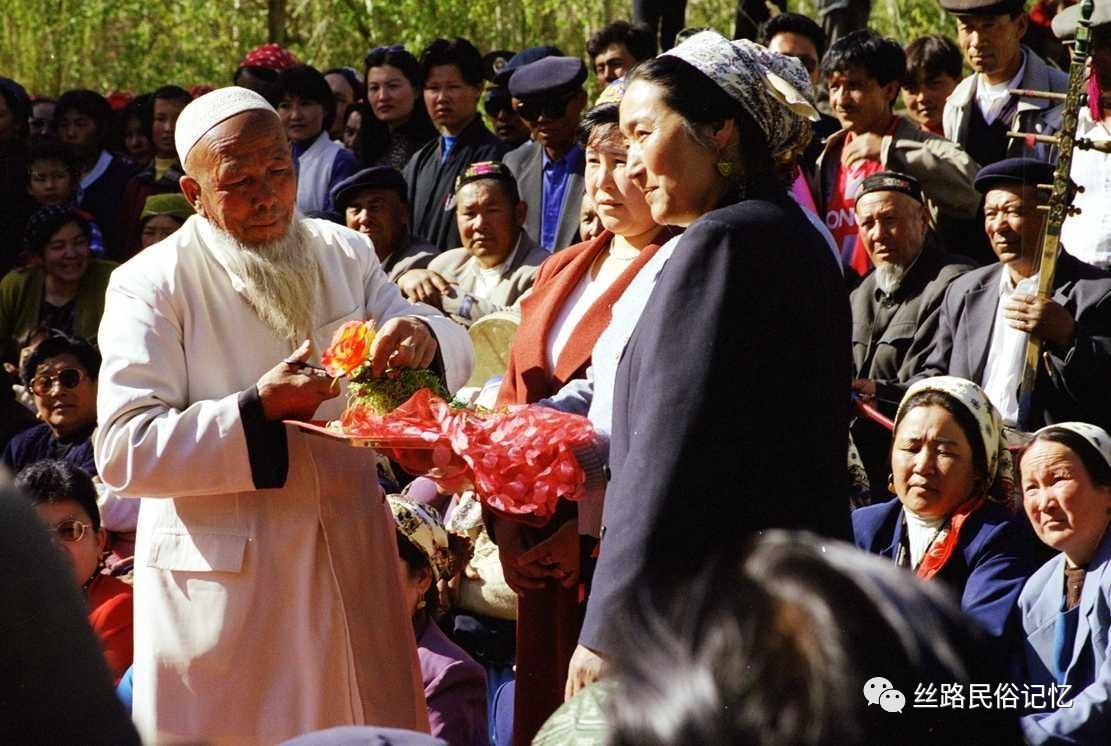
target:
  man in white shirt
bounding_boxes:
[1055,3,1111,269]
[940,0,1068,166]
[914,158,1111,433]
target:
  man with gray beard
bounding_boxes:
[849,172,974,501]
[93,87,473,743]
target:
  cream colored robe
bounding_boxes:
[94,216,473,745]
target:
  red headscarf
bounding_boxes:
[239,43,300,72]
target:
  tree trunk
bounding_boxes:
[268,0,287,44]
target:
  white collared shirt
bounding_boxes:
[982,267,1040,425]
[1061,107,1111,269]
[976,53,1026,125]
[470,236,522,298]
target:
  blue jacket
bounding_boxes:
[1017,527,1111,745]
[852,497,1038,643]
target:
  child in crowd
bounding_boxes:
[27,141,106,256]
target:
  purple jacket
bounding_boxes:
[416,618,488,746]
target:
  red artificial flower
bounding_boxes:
[321,320,374,377]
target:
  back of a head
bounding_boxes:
[587,20,659,61]
[0,77,31,135]
[821,29,907,89]
[0,489,139,744]
[420,37,485,87]
[607,532,1021,746]
[761,12,827,58]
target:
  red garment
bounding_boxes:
[86,573,133,684]
[825,137,885,276]
[916,495,988,580]
[493,228,673,746]
[496,228,674,408]
[240,43,300,72]
[1029,0,1056,29]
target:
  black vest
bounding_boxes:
[964,96,1016,167]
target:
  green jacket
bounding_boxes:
[0,258,118,348]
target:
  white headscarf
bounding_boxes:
[1030,422,1111,473]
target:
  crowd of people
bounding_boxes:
[2,0,1111,744]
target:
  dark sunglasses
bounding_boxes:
[52,519,90,543]
[483,96,513,118]
[30,367,86,396]
[515,93,574,122]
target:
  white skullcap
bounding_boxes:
[174,86,278,166]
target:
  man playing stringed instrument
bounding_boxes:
[913,157,1111,433]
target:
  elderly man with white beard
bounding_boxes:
[93,87,473,743]
[849,171,974,500]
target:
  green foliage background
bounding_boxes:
[0,0,955,96]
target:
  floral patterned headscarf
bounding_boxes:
[895,376,1016,506]
[661,30,819,161]
[388,495,454,583]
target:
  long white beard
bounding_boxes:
[874,262,906,296]
[208,215,319,346]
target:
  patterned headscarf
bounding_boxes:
[896,376,1016,505]
[239,43,300,72]
[661,30,819,161]
[1031,422,1111,472]
[594,78,626,107]
[388,495,454,583]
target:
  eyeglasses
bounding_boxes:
[29,367,87,396]
[51,519,90,543]
[515,93,575,122]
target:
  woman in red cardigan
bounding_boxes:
[491,87,676,745]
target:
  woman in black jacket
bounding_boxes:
[567,30,854,693]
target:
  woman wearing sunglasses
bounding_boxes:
[2,330,99,477]
[14,459,133,684]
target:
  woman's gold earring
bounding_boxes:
[887,474,896,494]
[717,160,732,178]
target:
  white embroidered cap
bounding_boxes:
[175,86,278,167]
